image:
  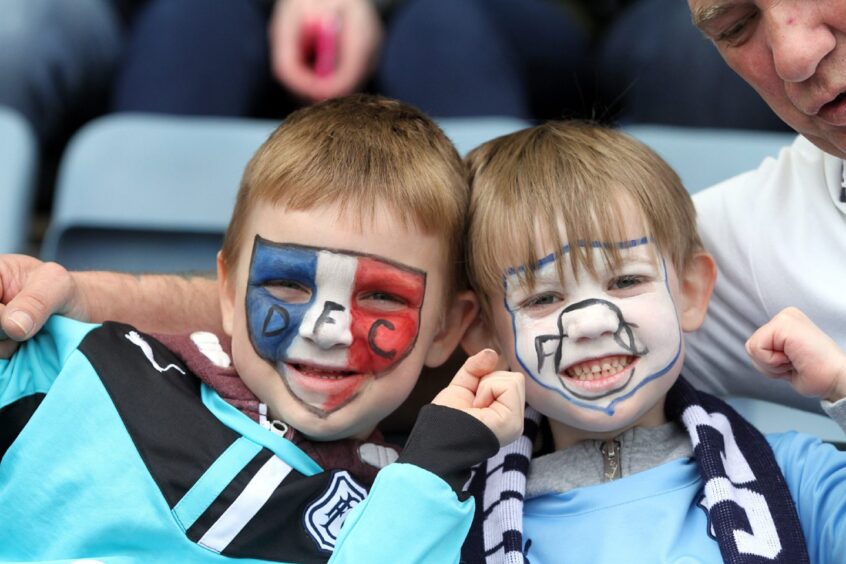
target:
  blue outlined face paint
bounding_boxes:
[503,238,682,417]
[245,236,426,415]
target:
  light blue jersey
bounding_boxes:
[522,433,846,563]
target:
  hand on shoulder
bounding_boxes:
[0,255,84,357]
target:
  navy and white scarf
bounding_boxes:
[461,377,809,564]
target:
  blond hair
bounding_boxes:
[466,121,702,311]
[221,95,468,297]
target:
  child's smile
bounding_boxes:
[245,236,427,417]
[560,353,638,398]
[221,203,450,441]
[490,230,687,440]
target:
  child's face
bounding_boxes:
[219,202,454,441]
[482,213,710,445]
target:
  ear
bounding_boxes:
[423,290,480,367]
[217,251,236,337]
[678,251,717,332]
[460,312,499,355]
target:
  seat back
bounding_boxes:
[624,124,796,194]
[0,106,37,254]
[41,114,529,272]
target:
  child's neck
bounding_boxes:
[548,396,668,450]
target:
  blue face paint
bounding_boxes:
[246,239,317,363]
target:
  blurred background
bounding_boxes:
[1,0,793,266]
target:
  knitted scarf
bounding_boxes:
[461,377,809,564]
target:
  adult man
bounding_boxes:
[2,0,844,412]
[682,0,846,412]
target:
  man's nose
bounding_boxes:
[299,300,354,349]
[765,6,835,83]
[561,303,618,342]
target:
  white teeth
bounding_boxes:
[564,356,633,381]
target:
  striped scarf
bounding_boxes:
[461,377,809,564]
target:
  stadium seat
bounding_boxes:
[40,114,528,273]
[0,106,37,254]
[624,124,796,194]
[726,397,846,448]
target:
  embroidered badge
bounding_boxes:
[304,470,368,553]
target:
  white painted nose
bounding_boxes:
[299,300,354,349]
[560,302,619,342]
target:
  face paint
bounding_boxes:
[504,238,681,416]
[246,236,426,415]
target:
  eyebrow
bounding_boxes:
[504,237,652,277]
[691,2,736,31]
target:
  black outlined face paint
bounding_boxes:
[246,236,426,415]
[503,238,682,416]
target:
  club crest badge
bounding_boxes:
[304,470,368,553]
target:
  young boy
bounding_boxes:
[0,95,524,562]
[458,121,846,563]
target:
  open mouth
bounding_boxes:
[288,362,358,380]
[558,355,638,399]
[563,355,636,381]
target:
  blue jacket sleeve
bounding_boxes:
[330,405,500,563]
[770,432,846,564]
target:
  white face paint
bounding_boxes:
[503,238,682,419]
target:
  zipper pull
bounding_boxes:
[261,419,289,438]
[600,439,622,482]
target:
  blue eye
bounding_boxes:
[522,293,562,308]
[610,275,643,290]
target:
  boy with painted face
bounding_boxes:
[459,122,846,564]
[0,95,524,562]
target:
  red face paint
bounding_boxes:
[348,256,426,375]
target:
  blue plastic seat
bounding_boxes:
[41,114,529,273]
[624,124,796,194]
[0,106,37,254]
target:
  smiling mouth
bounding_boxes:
[288,362,358,379]
[279,361,368,416]
[558,355,638,400]
[563,355,636,381]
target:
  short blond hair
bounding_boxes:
[466,121,703,311]
[221,95,468,297]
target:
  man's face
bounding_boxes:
[689,0,846,158]
[222,203,448,441]
[488,233,685,437]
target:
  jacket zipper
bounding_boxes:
[600,439,622,482]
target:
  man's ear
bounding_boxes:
[217,251,236,337]
[679,251,717,332]
[424,290,479,368]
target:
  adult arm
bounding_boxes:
[0,255,221,350]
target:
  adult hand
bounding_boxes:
[269,0,383,103]
[432,349,525,446]
[0,255,86,357]
[746,307,846,403]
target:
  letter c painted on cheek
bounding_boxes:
[368,319,397,360]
